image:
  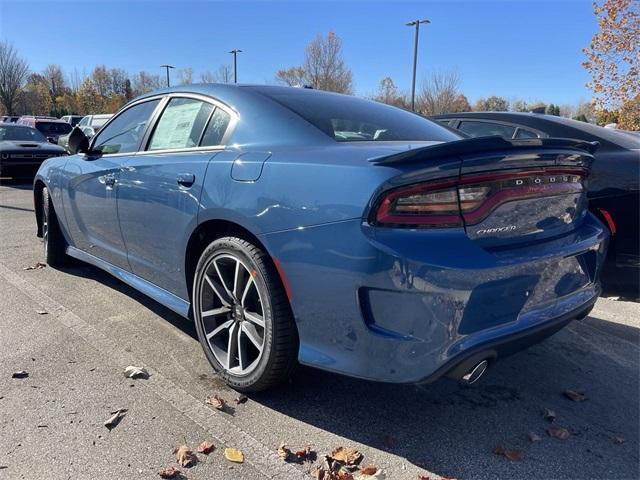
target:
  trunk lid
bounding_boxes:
[370,136,597,246]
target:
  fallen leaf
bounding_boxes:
[331,446,363,466]
[11,371,28,379]
[206,394,226,410]
[224,447,244,463]
[563,389,587,402]
[612,435,625,445]
[504,449,524,461]
[23,262,46,270]
[158,466,180,478]
[547,425,570,440]
[197,440,215,454]
[337,472,355,480]
[174,444,196,467]
[104,409,127,430]
[235,394,248,404]
[543,408,556,422]
[528,432,542,442]
[36,309,48,315]
[492,444,506,456]
[277,441,291,461]
[359,465,378,475]
[124,365,149,379]
[295,445,312,460]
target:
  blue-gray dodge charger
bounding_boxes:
[33,84,608,391]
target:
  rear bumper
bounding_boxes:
[260,214,608,384]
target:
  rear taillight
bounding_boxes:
[373,168,587,228]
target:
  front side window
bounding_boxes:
[457,121,516,139]
[93,100,160,154]
[148,98,214,151]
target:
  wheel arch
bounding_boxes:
[184,219,287,305]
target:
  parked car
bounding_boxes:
[434,112,639,295]
[33,85,607,391]
[60,115,84,127]
[58,114,113,152]
[17,116,73,144]
[0,124,66,180]
[1,116,20,123]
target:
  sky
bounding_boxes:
[0,0,599,105]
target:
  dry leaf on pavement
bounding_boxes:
[104,409,127,430]
[197,440,215,454]
[612,435,625,444]
[359,465,379,475]
[547,425,570,440]
[124,366,149,379]
[277,441,291,461]
[224,447,244,463]
[174,444,196,467]
[206,394,226,410]
[23,262,46,270]
[543,408,556,422]
[528,432,542,442]
[158,466,180,478]
[295,445,312,460]
[11,371,28,379]
[36,309,48,315]
[492,444,523,461]
[331,446,363,465]
[563,389,587,402]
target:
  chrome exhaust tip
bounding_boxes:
[461,359,489,385]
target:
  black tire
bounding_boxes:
[192,236,298,392]
[42,187,68,267]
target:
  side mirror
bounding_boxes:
[67,126,90,155]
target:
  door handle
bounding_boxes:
[177,173,195,188]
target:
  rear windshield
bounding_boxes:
[0,125,47,142]
[257,88,461,143]
[36,122,72,134]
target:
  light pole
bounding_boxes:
[229,49,242,83]
[406,19,430,112]
[160,64,175,87]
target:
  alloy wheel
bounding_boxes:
[198,253,266,376]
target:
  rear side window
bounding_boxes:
[35,122,72,134]
[515,128,539,139]
[200,108,231,146]
[149,98,214,150]
[458,121,516,139]
[93,99,160,154]
[257,88,460,142]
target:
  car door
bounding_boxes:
[116,95,234,299]
[61,98,161,270]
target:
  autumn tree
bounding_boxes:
[450,94,471,113]
[372,77,409,108]
[76,78,103,114]
[276,32,353,93]
[511,99,529,112]
[583,0,639,128]
[474,95,510,112]
[131,71,161,96]
[0,41,29,115]
[416,70,463,115]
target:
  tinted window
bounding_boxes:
[93,100,160,154]
[515,128,539,139]
[92,116,111,128]
[0,125,47,142]
[257,88,460,142]
[149,98,214,150]
[458,121,516,139]
[35,122,72,134]
[200,108,231,146]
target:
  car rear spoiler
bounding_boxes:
[369,136,600,166]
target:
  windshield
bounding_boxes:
[36,122,72,135]
[255,87,461,143]
[92,116,111,128]
[0,125,47,142]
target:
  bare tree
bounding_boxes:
[276,32,353,93]
[0,41,29,115]
[276,66,306,87]
[200,65,233,84]
[178,67,193,85]
[42,64,66,98]
[131,71,161,96]
[416,70,462,115]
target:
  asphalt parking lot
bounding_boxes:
[1,182,638,480]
